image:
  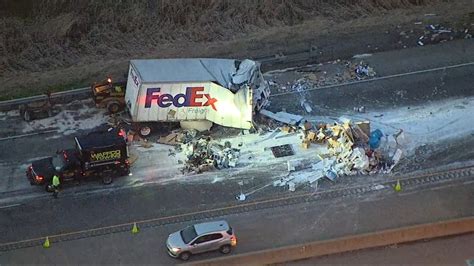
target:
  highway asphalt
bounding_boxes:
[0,39,473,197]
[0,39,473,264]
[1,175,472,264]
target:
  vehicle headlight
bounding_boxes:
[171,247,181,253]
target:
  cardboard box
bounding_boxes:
[307,131,317,141]
[157,132,179,145]
[356,121,370,136]
[351,124,369,143]
[301,122,313,131]
[301,140,311,149]
[281,126,291,133]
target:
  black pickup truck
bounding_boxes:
[26,129,130,190]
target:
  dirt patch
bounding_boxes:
[0,1,473,100]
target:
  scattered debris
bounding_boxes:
[139,140,153,148]
[265,59,378,95]
[180,136,241,174]
[393,129,405,146]
[278,118,403,187]
[353,106,366,113]
[301,139,310,149]
[260,109,304,126]
[157,129,198,146]
[300,121,313,131]
[128,153,139,165]
[417,24,472,46]
[275,131,298,139]
[354,61,376,79]
[352,122,370,144]
[291,78,314,113]
[385,148,403,173]
[369,129,384,150]
[236,192,246,201]
[287,159,305,172]
[180,121,213,132]
[288,182,296,192]
[157,132,181,145]
[270,144,295,158]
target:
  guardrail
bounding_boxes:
[189,216,474,265]
[0,86,92,112]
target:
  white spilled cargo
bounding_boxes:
[124,58,270,134]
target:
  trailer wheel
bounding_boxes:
[107,102,121,114]
[139,126,151,137]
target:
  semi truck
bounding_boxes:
[26,129,130,190]
[124,58,270,136]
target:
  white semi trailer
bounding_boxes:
[124,58,270,136]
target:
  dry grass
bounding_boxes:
[2,0,472,100]
[1,0,434,75]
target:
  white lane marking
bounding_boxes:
[0,129,57,141]
[270,61,474,97]
[353,53,373,58]
[0,203,21,209]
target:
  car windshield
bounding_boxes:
[52,154,66,171]
[180,226,198,244]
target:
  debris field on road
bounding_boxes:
[1,55,473,201]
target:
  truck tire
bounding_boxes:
[107,102,121,114]
[139,126,151,137]
[23,110,31,121]
[102,174,113,185]
[121,168,130,176]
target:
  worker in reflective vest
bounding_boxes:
[52,174,60,199]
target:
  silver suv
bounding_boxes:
[166,220,237,261]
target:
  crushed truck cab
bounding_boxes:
[26,129,130,190]
[124,58,270,136]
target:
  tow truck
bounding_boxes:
[26,128,130,191]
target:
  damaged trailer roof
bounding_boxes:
[130,58,258,91]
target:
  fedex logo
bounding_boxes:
[144,87,218,111]
[130,68,140,87]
